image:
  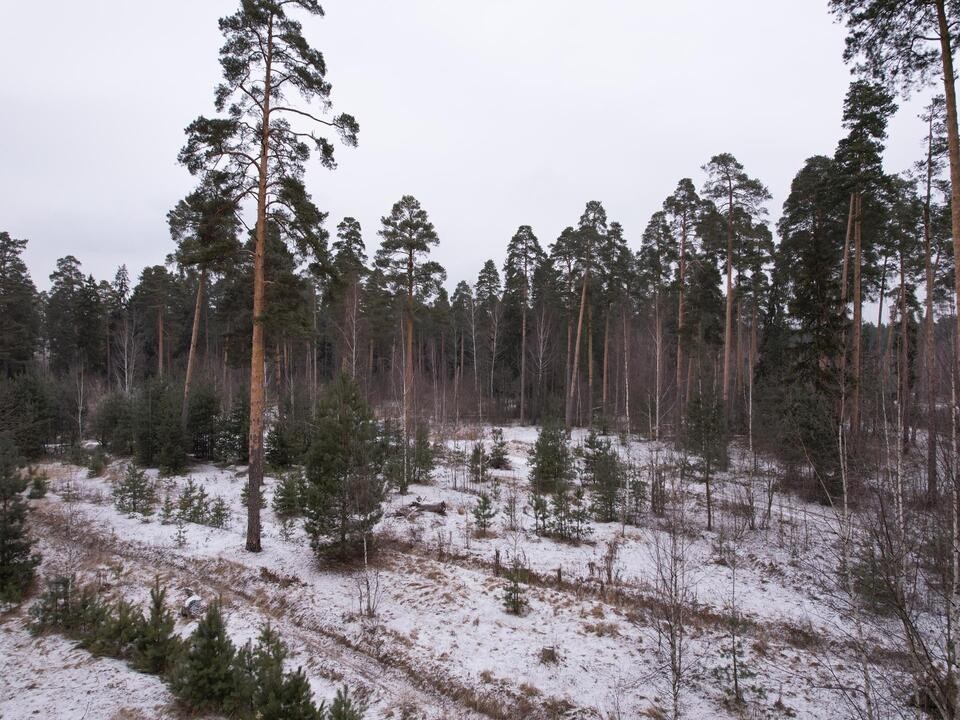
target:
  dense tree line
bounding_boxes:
[1,80,956,492]
[0,0,958,559]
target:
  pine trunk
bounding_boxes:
[520,291,527,424]
[602,308,610,418]
[623,303,631,432]
[404,250,415,488]
[587,305,594,426]
[851,192,863,439]
[676,217,687,445]
[722,184,734,406]
[924,112,938,497]
[246,15,274,553]
[157,306,164,379]
[182,267,207,428]
[566,270,589,429]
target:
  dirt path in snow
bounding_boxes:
[30,500,583,720]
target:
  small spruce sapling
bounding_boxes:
[160,494,176,524]
[174,515,187,547]
[503,554,529,615]
[530,494,550,536]
[114,463,156,516]
[327,685,368,720]
[208,497,230,529]
[87,449,107,478]
[133,578,181,675]
[26,467,48,499]
[489,428,510,470]
[272,470,305,538]
[92,596,143,658]
[469,440,488,483]
[411,421,435,486]
[472,494,496,536]
[251,624,321,720]
[170,602,237,713]
[529,421,572,495]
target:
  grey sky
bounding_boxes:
[1,1,933,293]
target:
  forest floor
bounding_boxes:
[0,425,923,720]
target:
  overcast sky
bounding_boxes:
[0,0,935,292]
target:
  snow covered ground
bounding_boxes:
[2,425,921,719]
[0,614,178,719]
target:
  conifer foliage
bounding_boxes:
[0,439,39,603]
[303,375,384,560]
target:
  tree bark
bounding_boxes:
[936,0,960,505]
[404,249,415,489]
[246,14,274,553]
[587,304,594,426]
[923,110,938,497]
[182,267,207,428]
[722,182,734,406]
[602,308,610,418]
[157,306,164,379]
[566,269,589,429]
[655,288,662,441]
[520,286,527,424]
[851,192,863,439]
[676,215,687,445]
[623,303,631,432]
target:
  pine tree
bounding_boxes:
[251,624,321,720]
[502,226,546,424]
[830,0,960,423]
[266,419,292,468]
[701,154,771,411]
[663,179,704,437]
[46,256,106,376]
[587,440,624,523]
[562,201,608,428]
[475,259,504,408]
[502,555,528,615]
[93,596,144,659]
[273,470,305,537]
[833,79,898,439]
[179,0,358,554]
[327,685,368,720]
[0,232,41,376]
[184,384,221,460]
[410,421,435,485]
[638,211,678,440]
[168,173,241,427]
[488,427,510,470]
[469,440,488,483]
[303,375,384,560]
[113,463,156,516]
[218,395,250,464]
[133,578,181,675]
[128,265,182,381]
[208,496,231,529]
[331,217,368,379]
[0,440,39,603]
[171,602,238,713]
[596,220,633,428]
[472,494,496,535]
[133,379,185,473]
[375,196,445,491]
[685,390,728,531]
[528,420,572,495]
[160,493,176,524]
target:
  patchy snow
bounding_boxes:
[8,424,923,719]
[0,613,181,720]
